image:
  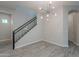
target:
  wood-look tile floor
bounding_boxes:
[0,41,79,57]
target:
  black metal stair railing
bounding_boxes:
[13,16,37,49]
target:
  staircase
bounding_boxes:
[13,16,37,49]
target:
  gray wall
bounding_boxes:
[42,5,68,47]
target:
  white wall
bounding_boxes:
[42,5,68,47]
[13,6,43,48]
[15,15,43,48]
[13,6,36,30]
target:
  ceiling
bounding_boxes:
[0,1,79,11]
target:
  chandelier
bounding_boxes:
[39,1,57,21]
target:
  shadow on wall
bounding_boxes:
[68,10,78,14]
[16,5,37,17]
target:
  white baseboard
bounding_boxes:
[15,39,42,49]
[71,41,79,46]
[15,39,69,49]
[76,43,79,46]
[43,40,68,47]
[0,39,11,42]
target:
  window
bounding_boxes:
[2,19,8,23]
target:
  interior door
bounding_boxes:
[0,13,11,41]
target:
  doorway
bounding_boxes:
[0,12,12,50]
[68,11,79,46]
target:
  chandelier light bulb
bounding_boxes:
[49,1,52,4]
[40,16,43,19]
[46,14,49,17]
[47,19,49,21]
[39,7,42,10]
[52,6,55,9]
[55,13,56,16]
[39,1,56,19]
